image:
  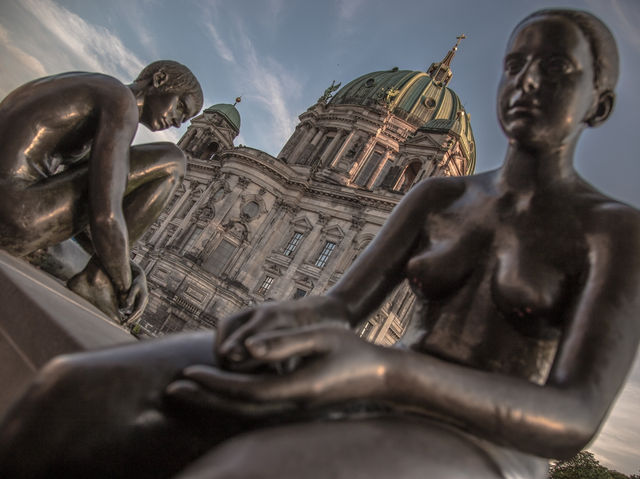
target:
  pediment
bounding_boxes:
[322,224,345,239]
[291,216,313,231]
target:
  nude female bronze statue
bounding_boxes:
[0,60,203,322]
[0,9,638,479]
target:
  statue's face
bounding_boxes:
[140,91,198,131]
[497,16,597,148]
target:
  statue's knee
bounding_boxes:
[156,142,186,179]
[36,354,84,391]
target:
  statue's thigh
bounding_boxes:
[176,416,506,479]
[0,331,222,479]
[127,142,185,192]
[0,165,90,253]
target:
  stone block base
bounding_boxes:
[0,250,135,417]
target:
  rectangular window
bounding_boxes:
[315,241,336,268]
[257,276,274,295]
[283,232,303,257]
[293,288,307,299]
[203,239,236,276]
[360,321,374,339]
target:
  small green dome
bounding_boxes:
[204,103,241,132]
[329,68,475,174]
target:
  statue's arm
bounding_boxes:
[386,206,640,458]
[216,178,463,362]
[177,205,640,460]
[88,84,139,294]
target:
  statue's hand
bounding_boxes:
[167,325,386,417]
[216,296,349,369]
[119,261,148,324]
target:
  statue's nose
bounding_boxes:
[516,59,541,93]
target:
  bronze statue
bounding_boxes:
[1,10,638,479]
[0,60,203,322]
[317,80,341,103]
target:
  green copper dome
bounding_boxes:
[204,103,241,132]
[329,68,475,174]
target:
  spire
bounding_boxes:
[427,34,466,86]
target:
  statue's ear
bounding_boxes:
[152,70,168,89]
[587,90,614,127]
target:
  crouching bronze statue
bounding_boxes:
[0,60,203,322]
[1,9,638,479]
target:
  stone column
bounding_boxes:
[237,199,300,284]
[318,130,346,168]
[288,125,315,164]
[349,134,377,178]
[178,128,197,150]
[366,148,392,189]
[330,130,356,169]
[148,180,193,246]
[298,128,325,166]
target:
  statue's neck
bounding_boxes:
[127,81,147,120]
[498,139,579,193]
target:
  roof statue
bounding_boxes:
[317,79,342,103]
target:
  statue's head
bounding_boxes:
[136,60,204,131]
[498,9,618,148]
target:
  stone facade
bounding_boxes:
[132,46,475,345]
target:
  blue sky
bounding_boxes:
[1,0,639,473]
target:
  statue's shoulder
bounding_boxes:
[403,175,469,212]
[5,72,131,104]
[586,196,640,249]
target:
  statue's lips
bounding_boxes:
[506,102,539,117]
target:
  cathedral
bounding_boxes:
[131,38,475,345]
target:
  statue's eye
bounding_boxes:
[542,56,573,75]
[504,55,526,75]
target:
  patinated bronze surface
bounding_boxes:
[1,10,638,479]
[0,61,203,323]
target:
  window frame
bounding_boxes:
[315,241,337,268]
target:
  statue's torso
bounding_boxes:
[404,174,592,383]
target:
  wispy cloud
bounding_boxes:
[336,0,365,21]
[610,0,640,52]
[204,21,235,63]
[198,6,301,153]
[235,23,300,150]
[22,0,144,79]
[0,23,47,78]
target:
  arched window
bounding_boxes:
[242,201,260,219]
[399,161,422,192]
[204,141,219,160]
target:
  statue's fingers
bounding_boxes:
[218,313,263,362]
[245,325,347,362]
[127,295,147,323]
[166,379,295,417]
[181,365,261,398]
[122,285,139,311]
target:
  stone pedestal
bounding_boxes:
[0,250,135,417]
